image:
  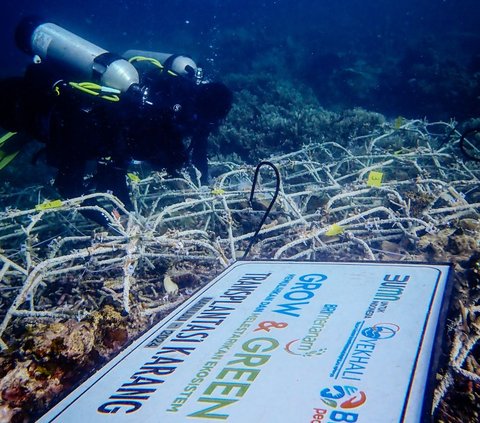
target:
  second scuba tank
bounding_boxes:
[123,49,201,81]
[15,17,139,93]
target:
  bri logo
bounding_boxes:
[320,385,367,409]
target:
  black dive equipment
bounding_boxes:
[15,18,202,103]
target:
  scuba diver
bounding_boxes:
[0,18,232,226]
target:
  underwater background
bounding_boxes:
[1,0,480,121]
[1,1,480,422]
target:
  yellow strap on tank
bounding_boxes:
[128,56,178,76]
[68,82,120,102]
[128,55,164,70]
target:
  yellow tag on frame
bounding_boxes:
[35,199,64,211]
[211,188,226,196]
[367,171,383,187]
[325,223,344,236]
[127,173,141,183]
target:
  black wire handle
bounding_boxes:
[242,161,281,259]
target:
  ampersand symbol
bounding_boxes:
[254,321,288,332]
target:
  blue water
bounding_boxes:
[2,0,480,119]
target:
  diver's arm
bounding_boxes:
[55,159,133,228]
[95,158,134,211]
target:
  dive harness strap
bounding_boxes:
[92,52,124,82]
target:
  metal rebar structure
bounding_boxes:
[1,118,479,416]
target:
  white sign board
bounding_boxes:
[39,260,451,423]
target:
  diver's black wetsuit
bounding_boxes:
[0,61,232,223]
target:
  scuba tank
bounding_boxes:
[15,17,140,93]
[123,49,203,83]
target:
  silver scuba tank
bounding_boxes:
[16,18,139,93]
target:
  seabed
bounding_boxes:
[0,114,480,421]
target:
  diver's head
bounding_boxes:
[195,82,233,125]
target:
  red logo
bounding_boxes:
[320,385,366,409]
